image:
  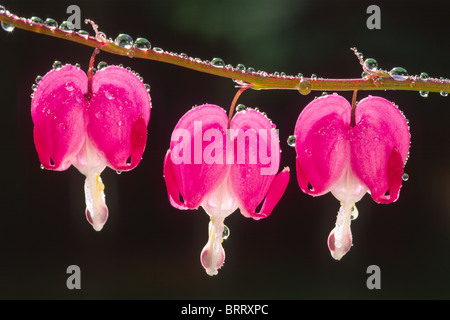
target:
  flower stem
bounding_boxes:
[1,8,449,95]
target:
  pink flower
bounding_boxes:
[163,104,290,275]
[294,93,410,260]
[31,64,151,231]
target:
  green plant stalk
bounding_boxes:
[1,8,449,94]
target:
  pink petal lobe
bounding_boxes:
[87,66,151,171]
[228,109,282,219]
[294,94,351,196]
[163,150,190,210]
[168,104,229,209]
[350,96,410,204]
[254,167,290,220]
[31,65,87,170]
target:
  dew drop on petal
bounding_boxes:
[52,61,62,70]
[287,135,296,147]
[114,34,133,49]
[402,173,409,181]
[222,225,230,240]
[35,75,43,84]
[236,104,246,112]
[97,61,108,70]
[1,21,15,32]
[144,83,151,93]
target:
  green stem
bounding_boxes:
[1,7,449,94]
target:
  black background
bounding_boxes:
[0,0,449,300]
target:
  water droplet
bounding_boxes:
[127,49,135,58]
[65,82,74,92]
[311,74,317,80]
[247,67,256,73]
[236,104,246,112]
[153,47,163,53]
[116,170,122,175]
[1,21,15,32]
[133,37,151,50]
[145,83,151,93]
[59,20,74,32]
[105,90,115,100]
[389,67,408,76]
[222,225,230,240]
[363,58,378,71]
[402,173,409,181]
[76,30,90,39]
[350,205,359,220]
[44,18,58,29]
[97,61,108,70]
[40,164,45,170]
[419,72,429,80]
[35,75,43,84]
[236,64,246,72]
[287,135,296,147]
[297,73,303,78]
[211,57,225,68]
[298,78,312,95]
[389,67,408,81]
[114,34,133,49]
[52,61,62,70]
[0,6,5,14]
[419,91,429,98]
[30,16,43,24]
[440,90,448,97]
[31,84,37,91]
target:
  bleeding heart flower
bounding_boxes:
[163,104,290,275]
[31,63,151,231]
[294,93,410,260]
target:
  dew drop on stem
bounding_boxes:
[211,58,225,68]
[44,18,58,29]
[59,21,75,32]
[114,34,133,49]
[363,58,378,71]
[1,21,15,32]
[133,37,151,50]
[30,16,43,24]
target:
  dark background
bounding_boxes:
[0,0,449,300]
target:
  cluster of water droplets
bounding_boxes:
[113,33,151,58]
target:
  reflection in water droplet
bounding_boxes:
[287,135,296,147]
[114,34,133,49]
[1,21,15,32]
[35,75,43,84]
[402,173,409,181]
[97,61,108,70]
[298,78,312,95]
[30,16,44,24]
[236,104,246,112]
[389,67,408,81]
[153,47,163,53]
[222,225,230,240]
[76,30,90,38]
[363,58,378,71]
[311,74,317,80]
[44,18,58,29]
[211,57,225,68]
[419,91,429,98]
[440,90,448,97]
[236,64,246,72]
[59,21,74,32]
[52,61,62,70]
[419,72,429,80]
[133,37,151,50]
[145,84,151,92]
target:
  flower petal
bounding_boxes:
[31,65,87,170]
[294,94,351,196]
[350,96,410,204]
[167,104,229,209]
[87,66,151,171]
[163,149,190,210]
[228,109,283,219]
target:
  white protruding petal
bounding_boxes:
[328,202,354,260]
[84,173,108,231]
[201,218,225,276]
